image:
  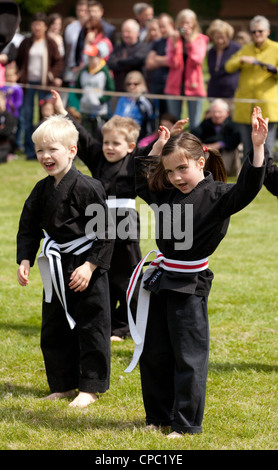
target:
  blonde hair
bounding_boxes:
[32,115,79,148]
[102,116,140,143]
[206,19,234,40]
[175,9,201,37]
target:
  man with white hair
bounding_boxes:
[107,18,149,91]
[191,98,242,176]
[225,15,278,159]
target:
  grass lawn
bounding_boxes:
[0,155,277,451]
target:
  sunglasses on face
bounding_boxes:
[126,82,140,86]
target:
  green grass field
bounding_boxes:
[0,156,277,451]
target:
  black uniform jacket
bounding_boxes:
[135,152,266,297]
[17,165,114,279]
[264,154,278,196]
[71,117,150,243]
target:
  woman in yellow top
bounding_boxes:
[225,15,278,159]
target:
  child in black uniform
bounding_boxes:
[50,88,187,340]
[17,115,113,407]
[127,107,268,436]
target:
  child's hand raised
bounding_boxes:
[50,89,67,116]
[251,106,268,148]
[170,118,189,136]
[149,126,170,156]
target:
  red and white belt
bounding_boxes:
[125,250,209,373]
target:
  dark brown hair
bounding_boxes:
[148,132,227,192]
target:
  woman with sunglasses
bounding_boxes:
[225,15,278,160]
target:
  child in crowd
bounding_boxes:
[0,90,17,163]
[1,63,23,156]
[138,112,177,147]
[1,63,23,120]
[126,107,267,437]
[17,115,114,408]
[114,71,154,140]
[74,41,115,140]
[35,98,55,128]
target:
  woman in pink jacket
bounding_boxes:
[164,9,209,130]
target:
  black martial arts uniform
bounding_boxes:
[17,165,114,394]
[133,151,266,434]
[70,117,145,338]
[264,154,278,196]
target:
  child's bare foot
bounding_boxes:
[110,335,123,342]
[69,391,98,408]
[167,431,183,439]
[43,390,76,400]
[145,424,159,431]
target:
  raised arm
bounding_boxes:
[148,125,171,156]
[251,106,268,167]
[51,89,67,116]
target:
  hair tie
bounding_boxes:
[203,146,208,152]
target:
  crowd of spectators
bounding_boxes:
[0,0,278,169]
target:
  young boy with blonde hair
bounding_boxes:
[51,90,142,340]
[17,114,114,407]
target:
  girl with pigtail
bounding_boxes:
[126,108,268,437]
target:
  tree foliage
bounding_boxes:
[14,0,61,15]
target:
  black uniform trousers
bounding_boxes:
[108,241,141,338]
[139,289,209,434]
[41,270,111,394]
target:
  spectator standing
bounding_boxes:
[75,42,115,139]
[86,1,116,47]
[191,98,242,176]
[164,9,209,130]
[16,12,63,160]
[107,19,149,91]
[225,15,278,158]
[75,3,113,69]
[133,3,154,42]
[47,13,65,58]
[206,19,241,99]
[145,13,175,115]
[144,18,161,45]
[234,30,251,47]
[63,0,89,89]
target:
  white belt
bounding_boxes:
[37,232,96,329]
[125,250,209,373]
[105,198,136,209]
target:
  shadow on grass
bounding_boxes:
[209,362,278,373]
[0,321,40,337]
[0,382,145,433]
